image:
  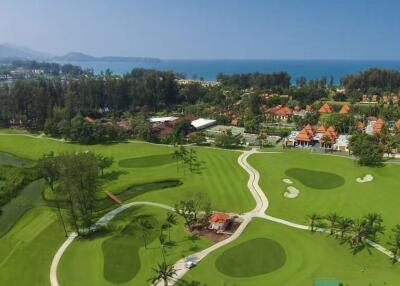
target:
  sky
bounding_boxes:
[1,0,400,59]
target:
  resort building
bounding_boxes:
[265,105,293,121]
[191,118,217,130]
[208,213,230,231]
[333,135,350,152]
[319,103,333,113]
[149,116,179,124]
[365,118,385,135]
[339,104,351,114]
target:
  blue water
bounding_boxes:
[64,59,400,83]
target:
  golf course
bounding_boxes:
[1,132,400,285]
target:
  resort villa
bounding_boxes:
[208,213,230,232]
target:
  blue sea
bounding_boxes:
[64,59,400,84]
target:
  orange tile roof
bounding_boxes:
[319,103,332,113]
[306,105,312,112]
[383,96,388,103]
[371,95,378,102]
[395,120,400,130]
[339,104,351,114]
[356,121,365,130]
[209,213,229,223]
[315,125,327,134]
[296,129,313,141]
[274,106,293,116]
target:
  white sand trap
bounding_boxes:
[282,178,293,184]
[356,174,374,183]
[284,186,300,198]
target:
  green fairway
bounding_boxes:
[249,150,400,245]
[0,135,254,213]
[58,205,212,286]
[184,219,400,285]
[118,153,175,168]
[0,179,46,237]
[215,238,286,277]
[0,207,65,286]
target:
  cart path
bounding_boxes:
[49,201,173,286]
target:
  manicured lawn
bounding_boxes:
[0,207,65,286]
[249,150,400,245]
[0,179,46,237]
[0,135,254,213]
[216,238,286,277]
[58,205,212,286]
[118,153,175,168]
[184,219,400,286]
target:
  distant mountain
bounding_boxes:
[0,43,161,63]
[0,43,52,60]
[54,52,161,63]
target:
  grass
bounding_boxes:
[215,238,286,277]
[118,153,175,168]
[0,151,34,167]
[0,207,65,286]
[249,150,400,245]
[58,205,213,286]
[285,168,345,189]
[0,179,46,237]
[184,219,400,286]
[0,135,254,213]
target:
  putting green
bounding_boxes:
[118,153,175,168]
[216,238,286,277]
[285,168,345,189]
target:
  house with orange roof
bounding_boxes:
[84,116,95,123]
[373,118,384,134]
[371,95,378,102]
[362,94,368,102]
[208,212,230,231]
[266,105,293,121]
[356,121,365,131]
[382,96,388,104]
[306,105,312,112]
[319,103,332,113]
[395,120,400,132]
[339,104,351,114]
[295,124,314,146]
[392,96,399,104]
[315,125,327,134]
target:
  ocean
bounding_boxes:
[63,59,400,84]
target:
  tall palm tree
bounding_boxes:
[148,262,177,286]
[138,218,153,249]
[307,213,321,232]
[337,217,354,241]
[325,213,340,235]
[364,213,384,240]
[350,219,368,250]
[166,212,178,241]
[389,224,400,263]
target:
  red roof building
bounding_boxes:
[319,103,333,113]
[209,213,230,231]
[339,104,351,114]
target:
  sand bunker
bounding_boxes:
[282,179,293,184]
[284,186,299,198]
[356,174,374,183]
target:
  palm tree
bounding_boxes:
[307,213,321,232]
[389,224,400,263]
[138,218,154,249]
[165,212,178,241]
[320,134,333,149]
[337,217,354,241]
[349,219,368,250]
[148,262,177,286]
[364,213,384,240]
[325,213,340,235]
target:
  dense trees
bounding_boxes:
[214,129,244,148]
[349,132,383,165]
[341,68,400,93]
[217,72,291,90]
